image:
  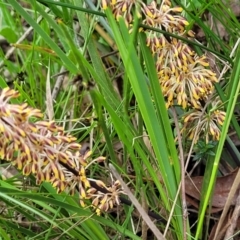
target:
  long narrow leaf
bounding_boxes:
[195,45,240,238]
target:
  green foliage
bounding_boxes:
[0,0,239,239]
[193,141,217,161]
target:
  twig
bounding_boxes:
[213,168,240,240]
[52,66,66,101]
[109,163,166,240]
[164,178,182,237]
[224,189,240,240]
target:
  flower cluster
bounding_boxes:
[157,39,218,109]
[0,88,123,215]
[102,0,218,109]
[102,0,225,142]
[181,99,226,143]
[87,179,123,215]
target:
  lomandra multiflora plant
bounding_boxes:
[102,0,226,143]
[0,88,124,216]
[1,0,227,220]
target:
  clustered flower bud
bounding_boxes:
[0,88,123,215]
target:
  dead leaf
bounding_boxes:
[185,169,239,211]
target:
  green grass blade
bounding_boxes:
[139,33,180,182]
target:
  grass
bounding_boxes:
[0,0,239,239]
